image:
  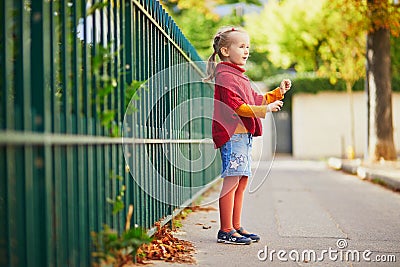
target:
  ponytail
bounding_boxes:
[203,51,217,82]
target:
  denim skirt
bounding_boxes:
[220,133,253,178]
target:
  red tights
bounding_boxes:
[219,176,248,233]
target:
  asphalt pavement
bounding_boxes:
[150,158,400,267]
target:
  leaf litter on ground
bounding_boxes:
[135,205,217,265]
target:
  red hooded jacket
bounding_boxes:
[212,62,265,148]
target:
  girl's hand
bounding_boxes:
[280,79,292,94]
[267,100,283,112]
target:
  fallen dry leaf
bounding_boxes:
[190,205,217,212]
[137,222,196,265]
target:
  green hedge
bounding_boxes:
[264,73,400,94]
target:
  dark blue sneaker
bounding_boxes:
[236,227,260,242]
[217,229,251,245]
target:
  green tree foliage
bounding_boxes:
[163,0,399,84]
[160,0,280,80]
[245,0,400,83]
[391,36,400,78]
[245,0,328,73]
[318,1,366,86]
[161,0,244,59]
[173,9,242,59]
[245,0,366,84]
[364,0,400,35]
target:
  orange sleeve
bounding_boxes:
[235,104,268,118]
[264,87,284,104]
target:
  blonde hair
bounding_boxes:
[203,26,247,82]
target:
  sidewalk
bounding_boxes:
[327,157,400,191]
[148,158,400,267]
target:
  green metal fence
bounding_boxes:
[0,0,220,266]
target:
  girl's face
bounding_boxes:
[221,32,250,68]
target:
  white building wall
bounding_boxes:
[292,92,400,159]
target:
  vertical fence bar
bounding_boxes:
[0,0,6,242]
[28,2,46,267]
[81,2,94,261]
[17,14,30,263]
[41,0,54,265]
[0,146,6,266]
[0,0,6,131]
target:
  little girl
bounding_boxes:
[205,26,291,245]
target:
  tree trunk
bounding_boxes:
[366,28,397,161]
[346,81,356,159]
